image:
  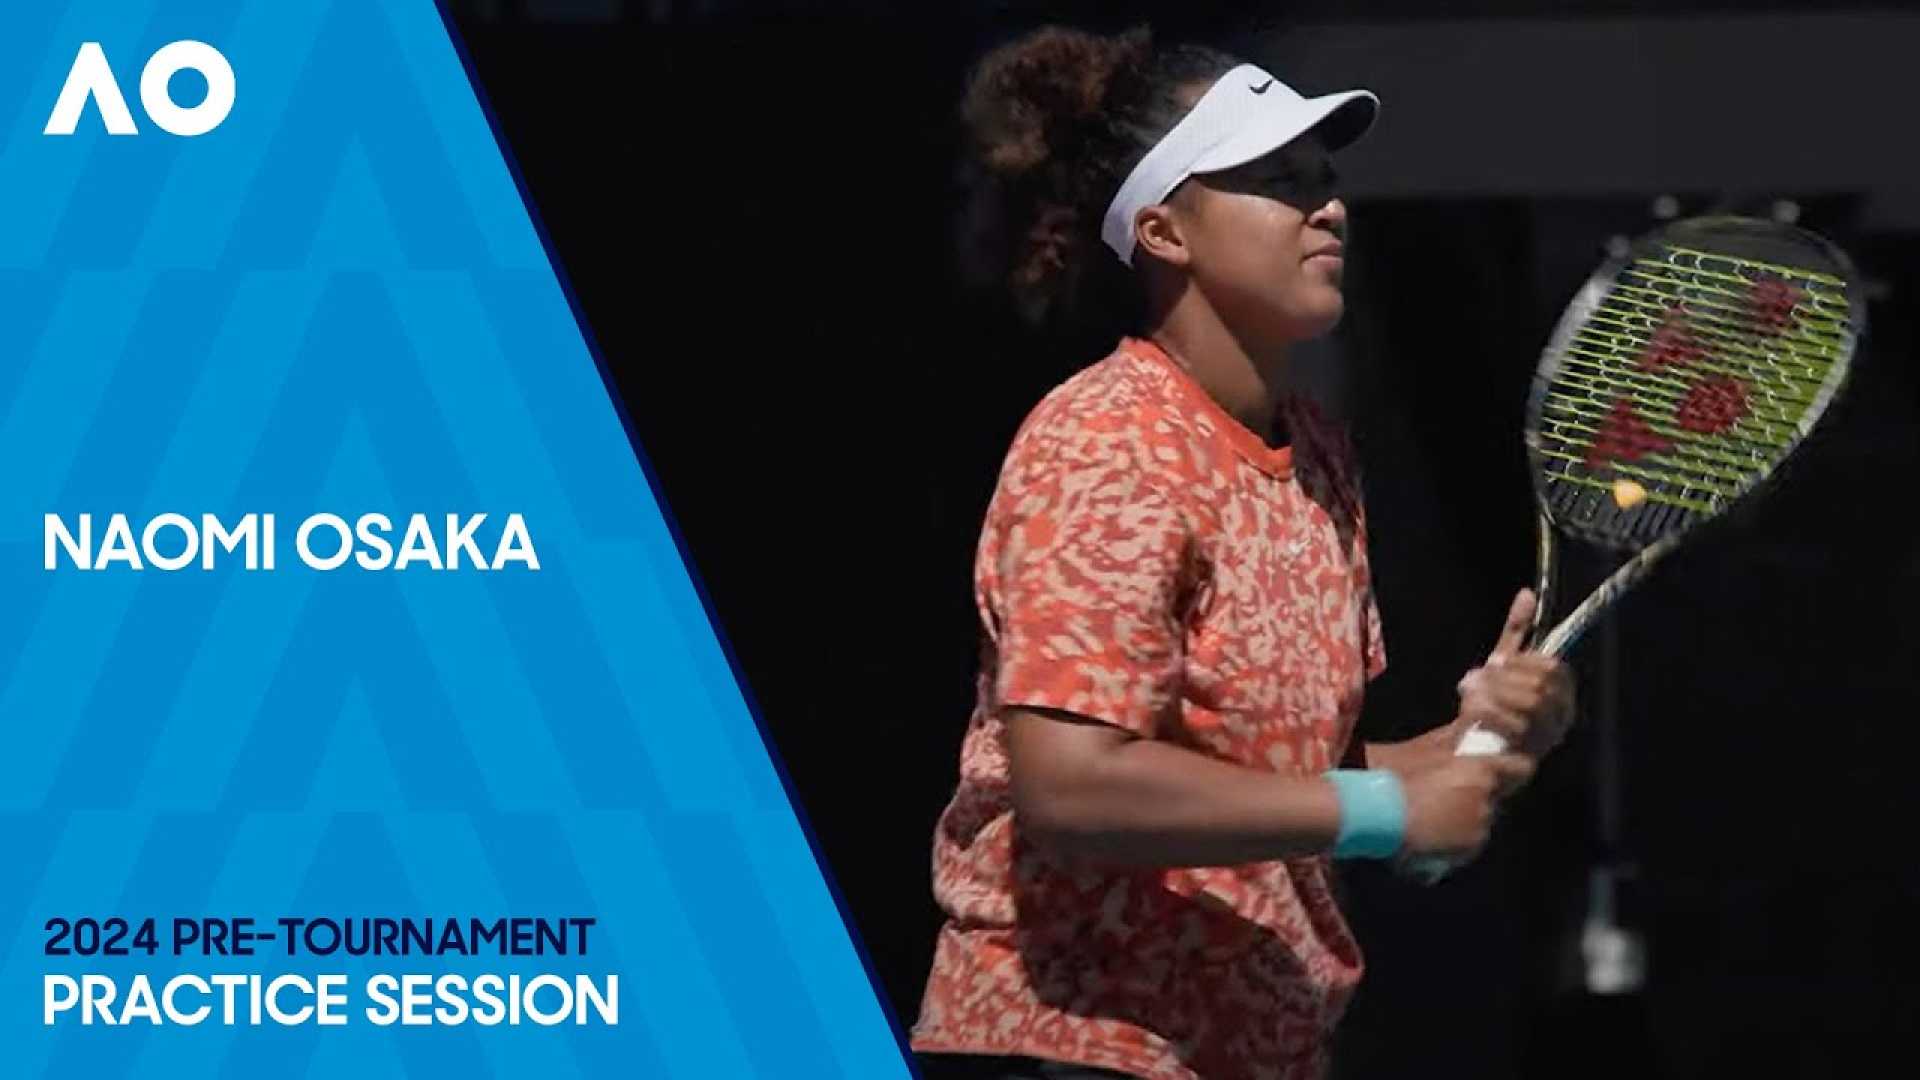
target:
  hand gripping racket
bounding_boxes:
[1416,215,1863,880]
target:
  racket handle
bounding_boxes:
[1403,724,1509,884]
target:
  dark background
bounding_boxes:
[446,3,1920,1076]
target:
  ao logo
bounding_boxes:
[43,41,234,137]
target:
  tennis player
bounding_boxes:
[912,27,1577,1080]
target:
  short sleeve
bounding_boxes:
[984,435,1191,739]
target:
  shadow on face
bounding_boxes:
[1194,132,1342,218]
[1169,130,1352,348]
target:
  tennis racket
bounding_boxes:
[1416,214,1864,880]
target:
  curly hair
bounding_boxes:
[957,26,1240,325]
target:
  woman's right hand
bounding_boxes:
[1399,753,1535,859]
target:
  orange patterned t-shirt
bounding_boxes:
[913,337,1387,1080]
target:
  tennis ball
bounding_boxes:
[1612,479,1648,509]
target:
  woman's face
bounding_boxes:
[1168,131,1349,349]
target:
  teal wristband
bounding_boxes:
[1324,769,1407,859]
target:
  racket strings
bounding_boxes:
[1533,239,1851,543]
[1583,303,1831,389]
[1549,360,1800,431]
[1606,284,1841,376]
[1543,376,1796,456]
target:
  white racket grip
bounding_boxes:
[1454,725,1510,757]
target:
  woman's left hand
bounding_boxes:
[1452,651,1577,762]
[1441,588,1577,776]
[1452,588,1577,763]
[1367,590,1577,782]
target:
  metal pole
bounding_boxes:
[1582,612,1645,994]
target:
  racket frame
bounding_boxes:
[1524,216,1863,658]
[1409,216,1864,883]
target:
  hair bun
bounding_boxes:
[962,26,1149,178]
[958,26,1237,328]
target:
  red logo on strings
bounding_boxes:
[1638,308,1703,373]
[1747,277,1803,334]
[1675,374,1750,435]
[1586,397,1672,469]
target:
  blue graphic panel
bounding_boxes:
[0,2,908,1076]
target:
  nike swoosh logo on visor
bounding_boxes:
[1250,79,1274,94]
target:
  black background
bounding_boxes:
[447,3,1920,1076]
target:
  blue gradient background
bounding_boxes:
[0,2,907,1076]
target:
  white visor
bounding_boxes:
[1100,64,1379,266]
